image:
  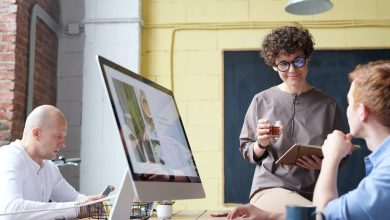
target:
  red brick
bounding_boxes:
[3,13,17,22]
[0,53,15,62]
[0,5,17,13]
[0,0,60,142]
[0,80,15,90]
[3,0,17,4]
[0,111,13,120]
[1,34,16,42]
[0,22,16,32]
[0,71,15,80]
[0,102,14,111]
[0,91,14,100]
[0,63,15,70]
[0,44,15,52]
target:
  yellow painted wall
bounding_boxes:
[140,0,390,210]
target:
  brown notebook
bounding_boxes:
[275,144,322,166]
[275,143,360,166]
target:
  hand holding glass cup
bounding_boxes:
[256,119,283,147]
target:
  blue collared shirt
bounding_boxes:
[325,135,390,220]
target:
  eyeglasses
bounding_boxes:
[274,57,306,72]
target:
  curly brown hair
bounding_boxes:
[349,60,390,127]
[260,25,315,66]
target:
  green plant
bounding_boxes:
[156,200,175,205]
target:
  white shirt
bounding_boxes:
[0,140,84,220]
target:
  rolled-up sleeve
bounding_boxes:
[239,97,264,164]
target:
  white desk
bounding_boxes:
[79,210,228,220]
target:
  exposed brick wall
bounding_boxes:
[0,0,59,146]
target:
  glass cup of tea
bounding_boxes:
[269,120,282,140]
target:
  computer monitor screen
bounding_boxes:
[97,55,205,215]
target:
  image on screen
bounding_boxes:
[101,59,201,183]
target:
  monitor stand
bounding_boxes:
[109,169,135,220]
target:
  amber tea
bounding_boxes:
[269,121,281,140]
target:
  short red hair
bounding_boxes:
[349,60,390,127]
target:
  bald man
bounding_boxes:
[0,105,104,219]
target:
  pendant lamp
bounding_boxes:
[285,0,333,15]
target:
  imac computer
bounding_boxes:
[97,55,206,219]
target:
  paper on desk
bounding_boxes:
[76,195,116,207]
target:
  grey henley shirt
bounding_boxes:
[240,86,344,200]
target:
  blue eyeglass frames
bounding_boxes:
[275,57,306,72]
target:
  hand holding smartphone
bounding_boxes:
[102,185,115,197]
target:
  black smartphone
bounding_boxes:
[102,185,115,197]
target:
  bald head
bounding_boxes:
[23,105,67,138]
[20,105,68,164]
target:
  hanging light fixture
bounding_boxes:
[285,0,333,15]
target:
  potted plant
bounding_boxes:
[156,200,175,219]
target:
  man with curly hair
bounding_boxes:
[239,24,344,213]
[230,60,390,219]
